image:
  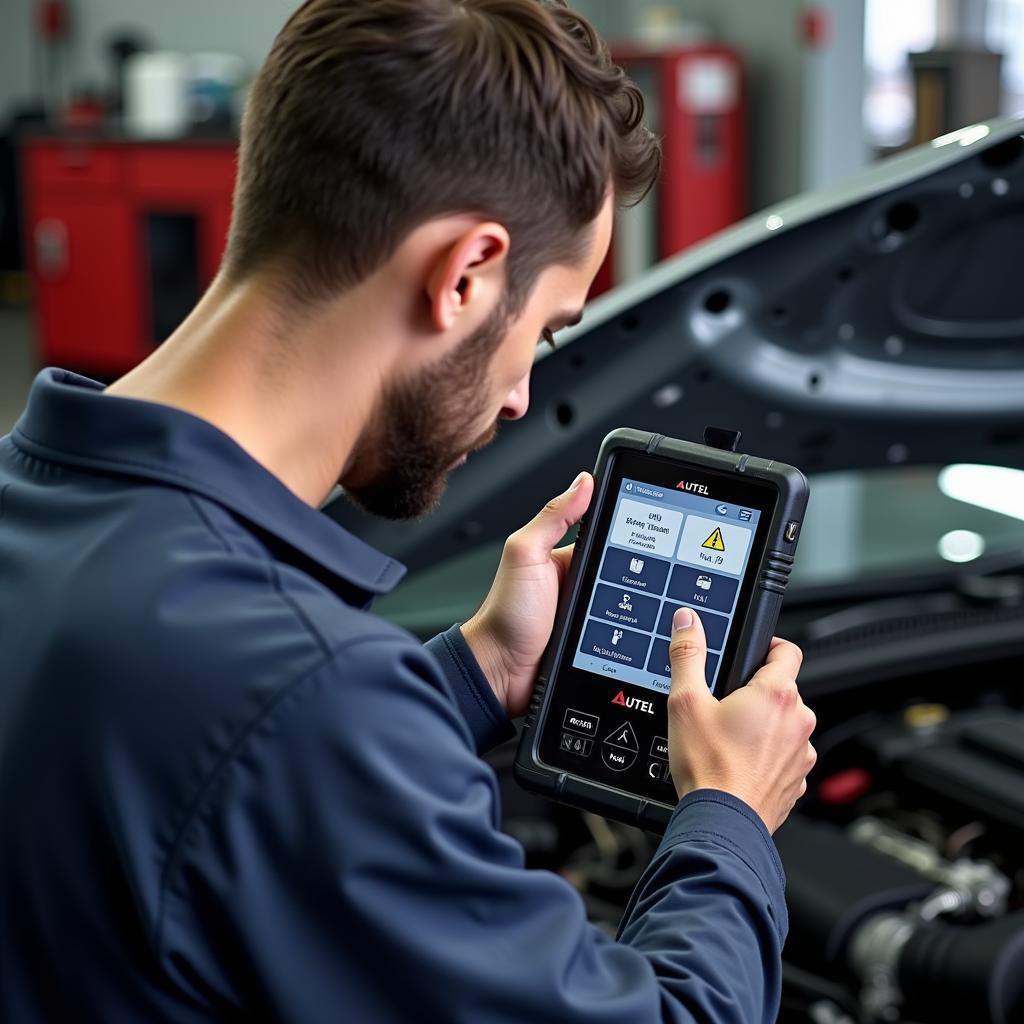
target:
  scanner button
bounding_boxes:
[646,759,664,780]
[604,721,639,752]
[602,745,636,772]
[651,736,669,759]
[560,732,593,757]
[563,709,599,738]
[785,521,800,543]
[602,721,639,771]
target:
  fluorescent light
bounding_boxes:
[931,123,990,148]
[937,529,985,563]
[938,464,1024,521]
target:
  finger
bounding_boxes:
[761,637,804,677]
[667,609,712,714]
[507,472,593,564]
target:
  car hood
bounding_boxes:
[326,115,1024,579]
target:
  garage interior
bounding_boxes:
[2,1,1024,1022]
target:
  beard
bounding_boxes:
[342,304,508,520]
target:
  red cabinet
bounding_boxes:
[590,46,746,298]
[22,138,237,376]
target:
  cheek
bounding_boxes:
[500,330,540,384]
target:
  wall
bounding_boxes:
[581,0,869,207]
[0,0,295,118]
[0,0,869,213]
[681,0,811,209]
[0,0,626,119]
[0,0,36,114]
[802,0,869,192]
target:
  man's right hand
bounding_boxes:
[666,607,816,834]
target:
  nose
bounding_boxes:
[499,372,531,421]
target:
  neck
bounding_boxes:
[105,272,383,507]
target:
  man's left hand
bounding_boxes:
[461,472,594,718]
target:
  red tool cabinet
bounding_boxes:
[590,45,746,298]
[22,137,237,376]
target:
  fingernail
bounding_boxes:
[569,472,586,492]
[673,607,693,630]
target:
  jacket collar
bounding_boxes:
[12,369,407,599]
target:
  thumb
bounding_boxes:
[514,472,594,561]
[668,608,712,712]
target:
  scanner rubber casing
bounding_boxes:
[513,427,809,834]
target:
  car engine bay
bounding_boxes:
[489,567,1024,1023]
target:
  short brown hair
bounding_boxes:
[225,0,660,310]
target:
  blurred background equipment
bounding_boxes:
[589,41,745,297]
[123,50,191,139]
[910,47,1004,144]
[4,0,1024,390]
[21,136,236,376]
[34,0,73,122]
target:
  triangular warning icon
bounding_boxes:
[702,527,726,552]
[612,690,626,706]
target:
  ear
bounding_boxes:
[426,222,511,333]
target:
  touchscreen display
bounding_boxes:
[532,446,785,808]
[571,477,762,695]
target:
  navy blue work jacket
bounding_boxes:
[0,369,787,1023]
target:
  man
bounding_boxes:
[0,1,816,1021]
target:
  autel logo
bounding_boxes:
[675,480,710,495]
[611,690,655,714]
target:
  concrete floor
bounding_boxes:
[0,305,36,436]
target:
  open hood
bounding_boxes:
[325,115,1024,575]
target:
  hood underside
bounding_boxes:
[326,116,1024,574]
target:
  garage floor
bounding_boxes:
[0,306,35,435]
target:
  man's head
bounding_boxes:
[224,0,660,516]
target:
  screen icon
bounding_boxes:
[702,527,726,552]
[739,509,752,522]
[629,557,645,573]
[611,628,624,646]
[696,575,713,591]
[625,482,633,491]
[716,504,729,516]
[617,594,633,612]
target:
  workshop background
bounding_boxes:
[4,4,1024,1024]
[2,0,1023,433]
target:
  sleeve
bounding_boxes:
[424,623,517,754]
[156,635,787,1024]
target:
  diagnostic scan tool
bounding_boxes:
[514,427,809,832]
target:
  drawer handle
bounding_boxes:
[35,218,68,278]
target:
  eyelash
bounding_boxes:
[540,328,556,350]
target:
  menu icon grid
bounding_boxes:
[573,477,760,694]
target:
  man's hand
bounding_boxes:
[666,608,816,834]
[461,472,594,718]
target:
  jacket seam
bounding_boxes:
[270,561,332,660]
[151,632,409,956]
[185,493,234,555]
[187,493,332,659]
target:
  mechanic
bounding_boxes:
[0,1,816,1021]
